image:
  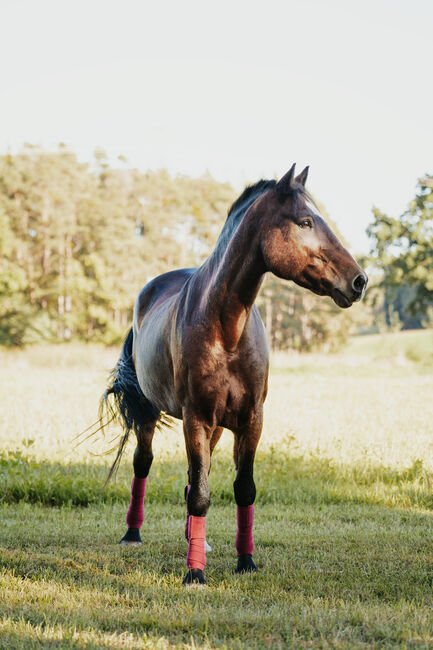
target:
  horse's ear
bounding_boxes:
[295,165,309,187]
[275,163,296,202]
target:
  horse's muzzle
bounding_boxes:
[331,288,353,308]
[332,272,368,308]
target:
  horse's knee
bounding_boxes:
[133,447,153,478]
[187,481,210,516]
[234,476,256,507]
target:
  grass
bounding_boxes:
[2,502,433,648]
[1,331,433,648]
[345,329,433,367]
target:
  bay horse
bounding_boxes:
[102,164,367,585]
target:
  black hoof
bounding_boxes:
[183,568,207,586]
[235,554,258,573]
[119,527,142,545]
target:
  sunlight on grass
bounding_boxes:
[2,502,433,647]
[1,333,432,473]
[1,332,433,647]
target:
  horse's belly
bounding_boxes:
[133,311,182,419]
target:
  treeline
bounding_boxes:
[0,145,431,350]
[0,145,233,345]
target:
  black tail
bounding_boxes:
[100,328,160,484]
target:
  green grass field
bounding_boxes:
[1,330,433,648]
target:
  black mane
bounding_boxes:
[226,177,313,221]
[208,180,276,263]
[227,179,276,219]
[209,177,314,267]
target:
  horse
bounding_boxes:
[101,163,367,586]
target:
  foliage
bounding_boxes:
[0,144,377,351]
[1,145,432,350]
[367,175,433,330]
[258,276,353,352]
[0,145,235,346]
[0,210,32,345]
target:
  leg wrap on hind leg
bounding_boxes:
[236,504,254,556]
[186,515,206,570]
[126,476,147,529]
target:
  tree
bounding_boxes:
[0,209,32,345]
[0,144,363,351]
[0,146,236,345]
[367,175,433,327]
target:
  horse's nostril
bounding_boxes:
[352,273,367,293]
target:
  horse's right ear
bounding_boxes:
[295,165,309,187]
[275,163,296,203]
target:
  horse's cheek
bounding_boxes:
[262,229,296,279]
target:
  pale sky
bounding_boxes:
[1,0,432,253]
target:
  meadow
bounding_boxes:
[1,330,433,648]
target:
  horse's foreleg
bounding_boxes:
[233,414,262,573]
[182,412,212,586]
[120,421,157,546]
[184,426,222,546]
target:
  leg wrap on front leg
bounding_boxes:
[126,476,147,529]
[186,515,206,570]
[235,504,254,556]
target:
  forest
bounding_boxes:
[0,144,432,350]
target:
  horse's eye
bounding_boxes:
[299,219,313,229]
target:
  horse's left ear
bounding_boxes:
[275,163,296,202]
[295,165,309,187]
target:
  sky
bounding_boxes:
[0,0,432,253]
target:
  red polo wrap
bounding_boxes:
[235,504,254,556]
[126,476,146,529]
[186,515,206,570]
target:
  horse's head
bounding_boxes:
[260,164,367,308]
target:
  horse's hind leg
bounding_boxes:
[119,420,157,546]
[233,412,262,573]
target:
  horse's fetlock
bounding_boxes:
[188,485,210,516]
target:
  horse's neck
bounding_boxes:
[202,203,266,350]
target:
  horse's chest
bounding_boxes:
[216,368,259,428]
[189,358,250,419]
[226,374,249,410]
[221,378,250,428]
[184,335,266,427]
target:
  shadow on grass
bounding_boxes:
[3,449,433,647]
[2,498,433,647]
[2,446,433,511]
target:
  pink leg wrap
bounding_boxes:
[235,505,255,556]
[184,484,191,540]
[126,476,147,529]
[186,515,206,570]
